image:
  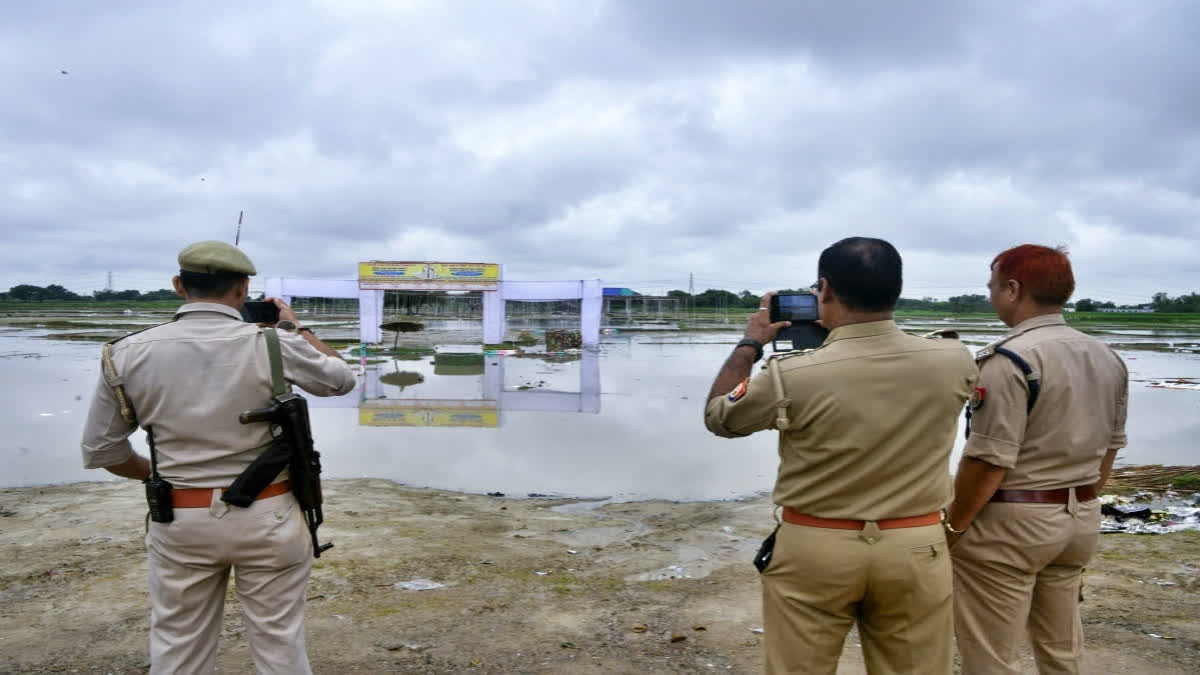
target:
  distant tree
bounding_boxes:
[1074,298,1097,312]
[738,290,759,308]
[42,284,79,300]
[7,284,46,301]
[947,294,991,314]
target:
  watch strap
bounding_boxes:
[736,338,764,362]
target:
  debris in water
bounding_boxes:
[671,634,687,643]
[394,579,448,591]
[750,627,764,634]
[632,624,648,633]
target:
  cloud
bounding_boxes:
[1,0,1197,301]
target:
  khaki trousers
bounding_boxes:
[145,491,314,675]
[952,496,1101,675]
[761,520,953,675]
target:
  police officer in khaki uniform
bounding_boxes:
[80,241,356,674]
[705,238,978,675]
[946,244,1128,674]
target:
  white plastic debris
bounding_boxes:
[535,571,550,576]
[394,579,447,591]
[750,627,764,634]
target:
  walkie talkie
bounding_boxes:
[143,426,175,523]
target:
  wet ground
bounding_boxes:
[0,480,1197,674]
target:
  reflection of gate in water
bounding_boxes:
[304,351,600,428]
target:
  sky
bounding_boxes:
[2,0,1197,304]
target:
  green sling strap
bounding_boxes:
[262,328,286,397]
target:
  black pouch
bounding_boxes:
[753,524,781,573]
[144,476,175,523]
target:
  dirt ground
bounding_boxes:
[0,480,1197,674]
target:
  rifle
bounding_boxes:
[224,392,333,558]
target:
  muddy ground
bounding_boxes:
[0,481,1197,674]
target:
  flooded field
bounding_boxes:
[2,311,1197,497]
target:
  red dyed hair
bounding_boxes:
[991,244,1075,306]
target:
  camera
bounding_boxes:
[769,292,828,351]
[241,300,280,324]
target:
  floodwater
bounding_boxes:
[2,327,1198,500]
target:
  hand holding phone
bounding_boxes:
[241,300,280,324]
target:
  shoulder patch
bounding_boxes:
[969,387,986,410]
[727,378,749,402]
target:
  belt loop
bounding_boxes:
[860,521,882,545]
[1067,487,1079,517]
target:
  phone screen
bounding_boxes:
[771,293,819,323]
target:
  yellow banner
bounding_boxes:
[359,401,499,427]
[358,261,500,290]
[429,263,500,283]
[358,262,428,283]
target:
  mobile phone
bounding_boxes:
[241,300,280,324]
[769,292,820,324]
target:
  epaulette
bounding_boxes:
[921,329,960,340]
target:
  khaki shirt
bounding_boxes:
[80,303,356,488]
[964,314,1128,489]
[706,320,978,520]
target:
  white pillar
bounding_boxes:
[482,290,505,345]
[580,279,603,348]
[358,289,384,344]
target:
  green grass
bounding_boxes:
[1169,474,1200,490]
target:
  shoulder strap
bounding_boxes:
[993,347,1040,413]
[262,328,286,397]
[766,356,794,431]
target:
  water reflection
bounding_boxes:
[308,350,601,429]
[1,330,1197,499]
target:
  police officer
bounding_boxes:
[946,244,1128,674]
[79,241,356,674]
[705,237,978,674]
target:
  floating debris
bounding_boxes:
[394,579,448,591]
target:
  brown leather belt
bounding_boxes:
[781,506,942,531]
[990,485,1097,504]
[172,480,292,508]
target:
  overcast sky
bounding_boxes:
[2,1,1197,303]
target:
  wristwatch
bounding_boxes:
[736,338,764,362]
[275,319,298,332]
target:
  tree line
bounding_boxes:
[1,284,178,302]
[3,282,1198,313]
[664,288,1199,314]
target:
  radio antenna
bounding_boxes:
[234,210,244,246]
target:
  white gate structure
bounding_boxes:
[262,261,603,347]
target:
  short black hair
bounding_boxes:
[179,270,248,299]
[817,237,903,312]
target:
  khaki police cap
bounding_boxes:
[177,241,257,276]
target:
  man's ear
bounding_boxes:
[234,278,250,305]
[818,277,834,304]
[172,276,187,300]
